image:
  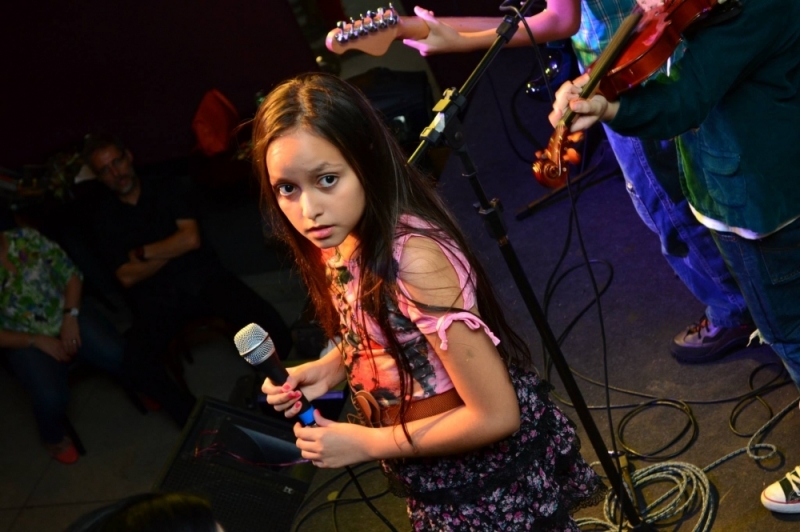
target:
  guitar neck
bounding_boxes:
[400,15,534,39]
[393,16,429,40]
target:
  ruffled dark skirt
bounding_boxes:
[382,366,606,531]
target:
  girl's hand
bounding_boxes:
[294,410,373,468]
[60,316,81,356]
[35,335,72,363]
[262,362,331,419]
[548,74,619,132]
[402,6,461,56]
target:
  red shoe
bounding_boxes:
[47,437,79,464]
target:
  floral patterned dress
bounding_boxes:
[325,216,605,531]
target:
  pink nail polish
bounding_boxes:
[282,384,292,391]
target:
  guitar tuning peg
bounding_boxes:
[364,10,378,32]
[335,20,350,43]
[357,14,369,35]
[347,17,360,40]
[376,7,388,28]
[385,3,398,25]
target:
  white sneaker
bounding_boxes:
[761,466,800,513]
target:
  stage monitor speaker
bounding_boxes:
[154,396,314,532]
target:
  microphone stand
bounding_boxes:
[407,2,654,530]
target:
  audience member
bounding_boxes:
[81,134,293,422]
[0,210,124,464]
[63,492,222,532]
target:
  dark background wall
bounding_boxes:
[1,1,318,169]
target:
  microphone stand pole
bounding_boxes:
[407,2,653,530]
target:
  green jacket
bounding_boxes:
[609,0,800,234]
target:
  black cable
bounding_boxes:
[291,464,397,532]
[342,465,398,532]
[487,70,540,163]
[536,247,793,459]
[617,399,698,460]
[478,1,561,165]
[295,491,393,532]
[728,362,791,437]
[561,139,627,532]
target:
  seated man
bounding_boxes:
[82,134,293,420]
[0,218,124,464]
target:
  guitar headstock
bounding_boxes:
[325,5,400,57]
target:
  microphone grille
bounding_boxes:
[233,323,274,366]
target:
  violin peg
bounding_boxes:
[564,148,581,166]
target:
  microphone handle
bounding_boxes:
[258,361,317,427]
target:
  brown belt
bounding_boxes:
[380,388,464,426]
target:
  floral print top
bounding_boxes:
[0,228,81,336]
[324,215,499,408]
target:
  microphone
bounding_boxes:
[233,323,317,426]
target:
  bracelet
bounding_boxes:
[134,246,146,261]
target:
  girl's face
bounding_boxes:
[266,128,366,252]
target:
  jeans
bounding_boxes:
[712,218,800,390]
[603,126,752,329]
[4,303,124,444]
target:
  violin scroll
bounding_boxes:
[532,125,583,188]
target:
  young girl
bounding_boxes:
[253,72,604,531]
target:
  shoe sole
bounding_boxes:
[761,491,800,514]
[671,335,751,364]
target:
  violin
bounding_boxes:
[533,0,720,189]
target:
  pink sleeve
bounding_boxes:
[393,218,501,350]
[413,311,501,350]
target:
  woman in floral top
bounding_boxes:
[253,73,604,531]
[0,222,123,464]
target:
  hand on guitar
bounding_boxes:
[401,6,460,56]
[548,73,620,133]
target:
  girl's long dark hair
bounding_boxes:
[252,72,531,434]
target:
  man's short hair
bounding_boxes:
[81,133,126,171]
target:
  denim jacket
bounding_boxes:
[608,0,800,234]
